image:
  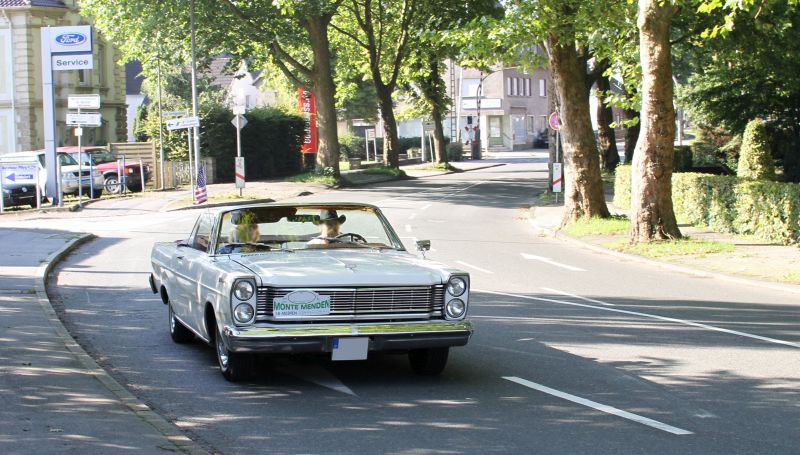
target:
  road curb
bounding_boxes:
[35,234,210,455]
[529,214,800,297]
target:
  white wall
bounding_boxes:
[126,94,145,141]
[0,28,14,154]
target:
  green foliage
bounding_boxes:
[360,166,406,177]
[446,143,464,162]
[738,119,775,180]
[564,216,630,237]
[613,165,631,209]
[606,237,735,258]
[673,146,693,172]
[202,106,305,182]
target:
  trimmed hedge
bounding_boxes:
[615,167,800,244]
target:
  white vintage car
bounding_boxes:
[149,202,473,381]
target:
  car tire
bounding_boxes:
[90,188,103,199]
[215,321,253,382]
[103,174,123,194]
[408,347,449,375]
[169,304,194,343]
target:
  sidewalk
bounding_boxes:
[529,198,800,294]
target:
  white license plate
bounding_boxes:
[331,337,368,361]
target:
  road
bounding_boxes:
[10,153,799,454]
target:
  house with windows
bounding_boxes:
[0,0,126,154]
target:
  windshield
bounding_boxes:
[215,205,403,254]
[88,150,117,164]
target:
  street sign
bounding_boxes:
[366,129,376,140]
[423,121,436,133]
[68,94,101,109]
[233,105,246,115]
[66,112,102,126]
[163,110,189,117]
[552,162,563,193]
[0,163,39,185]
[235,157,245,189]
[548,112,561,130]
[231,114,248,130]
[166,116,200,131]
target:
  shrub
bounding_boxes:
[613,165,631,209]
[446,143,464,161]
[673,146,693,172]
[738,119,775,180]
[690,141,724,167]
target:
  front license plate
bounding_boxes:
[332,337,368,361]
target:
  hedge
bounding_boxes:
[202,106,304,182]
[614,165,800,244]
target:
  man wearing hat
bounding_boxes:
[308,209,347,245]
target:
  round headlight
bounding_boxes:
[233,303,254,323]
[445,299,466,319]
[233,280,254,300]
[446,277,467,296]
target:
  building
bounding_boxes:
[0,0,127,154]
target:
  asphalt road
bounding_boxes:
[19,153,800,454]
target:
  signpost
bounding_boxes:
[166,116,200,131]
[365,129,376,162]
[231,114,248,194]
[549,112,562,202]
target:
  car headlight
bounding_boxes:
[446,277,467,296]
[61,172,73,180]
[93,169,102,177]
[445,299,466,319]
[233,303,255,323]
[233,280,254,300]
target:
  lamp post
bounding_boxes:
[189,0,201,199]
[156,54,165,190]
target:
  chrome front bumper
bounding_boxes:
[223,320,473,354]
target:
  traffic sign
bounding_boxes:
[235,157,245,189]
[552,162,563,193]
[366,129,376,140]
[0,163,39,185]
[233,105,246,115]
[68,94,100,109]
[66,112,102,126]
[166,116,200,131]
[163,110,189,117]
[423,121,436,133]
[231,114,248,130]
[548,112,561,131]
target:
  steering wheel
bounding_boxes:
[336,233,368,244]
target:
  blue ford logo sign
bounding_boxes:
[55,33,87,46]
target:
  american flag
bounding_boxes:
[194,165,208,205]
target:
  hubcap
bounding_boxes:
[169,308,176,333]
[217,336,229,370]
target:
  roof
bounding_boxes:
[125,60,144,95]
[207,56,235,89]
[0,0,66,7]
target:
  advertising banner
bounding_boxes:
[297,88,318,154]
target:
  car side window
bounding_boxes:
[191,215,214,252]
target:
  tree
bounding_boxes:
[738,119,775,179]
[592,60,621,171]
[629,0,681,242]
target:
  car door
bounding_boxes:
[171,215,210,327]
[182,214,215,332]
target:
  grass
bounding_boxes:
[563,216,630,237]
[407,162,462,172]
[286,172,338,186]
[359,166,406,177]
[604,237,735,258]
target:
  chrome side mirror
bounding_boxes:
[416,240,431,258]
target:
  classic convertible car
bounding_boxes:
[149,202,473,381]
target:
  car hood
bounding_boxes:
[231,249,452,287]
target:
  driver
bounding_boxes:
[308,209,346,245]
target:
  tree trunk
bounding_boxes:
[630,0,681,242]
[431,108,446,163]
[596,75,620,171]
[307,16,339,174]
[624,107,640,163]
[546,33,609,225]
[418,57,447,163]
[374,84,400,168]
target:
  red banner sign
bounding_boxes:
[297,88,318,154]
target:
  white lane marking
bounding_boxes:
[503,376,693,436]
[421,204,432,211]
[405,224,412,233]
[521,253,586,272]
[455,261,494,274]
[541,287,615,306]
[475,289,800,349]
[436,181,485,200]
[409,213,417,220]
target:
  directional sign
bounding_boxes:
[166,116,200,131]
[66,112,102,126]
[68,94,101,109]
[0,163,39,185]
[231,114,248,130]
[163,110,189,118]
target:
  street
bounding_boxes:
[8,153,799,454]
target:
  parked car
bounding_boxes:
[533,129,549,148]
[1,180,38,208]
[62,146,151,194]
[149,202,473,381]
[1,150,103,200]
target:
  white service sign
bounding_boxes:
[49,26,93,54]
[53,54,93,71]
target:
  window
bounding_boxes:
[462,78,480,97]
[506,77,512,96]
[97,44,106,87]
[0,29,10,100]
[539,79,546,97]
[525,79,531,97]
[78,69,91,86]
[191,214,214,252]
[513,78,519,96]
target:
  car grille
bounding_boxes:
[70,170,92,177]
[256,285,445,322]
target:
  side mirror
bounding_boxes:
[176,239,191,248]
[415,240,431,252]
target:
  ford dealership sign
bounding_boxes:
[49,25,92,54]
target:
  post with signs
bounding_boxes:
[548,111,562,202]
[231,113,248,195]
[166,116,201,197]
[42,25,93,207]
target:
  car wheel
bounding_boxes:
[103,174,123,194]
[215,321,252,382]
[90,188,103,199]
[408,347,449,375]
[169,304,194,343]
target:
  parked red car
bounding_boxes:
[62,146,152,194]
